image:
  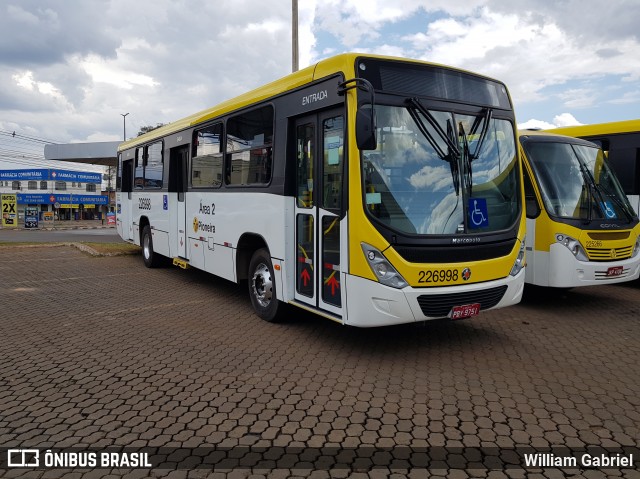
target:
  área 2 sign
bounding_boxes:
[1,194,17,227]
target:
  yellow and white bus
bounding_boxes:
[519,130,640,287]
[116,53,526,327]
[552,120,640,214]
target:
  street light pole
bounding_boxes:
[121,113,129,141]
[292,0,298,72]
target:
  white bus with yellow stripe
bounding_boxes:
[116,53,526,327]
[519,130,640,287]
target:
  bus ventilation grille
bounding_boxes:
[417,285,508,318]
[586,246,633,261]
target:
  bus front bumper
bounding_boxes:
[344,271,524,328]
[548,244,640,288]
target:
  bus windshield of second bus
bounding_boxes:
[520,130,640,287]
[525,137,634,221]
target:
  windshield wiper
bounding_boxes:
[407,98,460,155]
[574,155,632,223]
[575,159,597,223]
[592,175,634,223]
[468,108,493,160]
[459,122,472,195]
[459,108,493,196]
[406,98,461,195]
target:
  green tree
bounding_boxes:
[137,124,165,136]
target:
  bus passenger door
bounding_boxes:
[293,110,345,318]
[169,145,189,258]
[119,159,134,241]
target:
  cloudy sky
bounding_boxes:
[1,0,639,156]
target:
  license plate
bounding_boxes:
[606,266,624,277]
[449,303,481,320]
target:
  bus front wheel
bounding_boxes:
[142,225,163,268]
[248,248,283,322]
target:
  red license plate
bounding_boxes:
[449,303,481,320]
[606,266,624,277]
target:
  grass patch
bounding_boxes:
[0,241,140,256]
[81,242,141,255]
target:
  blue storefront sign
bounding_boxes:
[0,168,102,183]
[17,193,108,205]
[0,169,48,181]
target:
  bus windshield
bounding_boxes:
[362,103,519,235]
[525,140,634,221]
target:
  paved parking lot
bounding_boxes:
[0,245,639,478]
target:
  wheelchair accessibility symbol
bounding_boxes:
[601,201,617,219]
[469,198,489,229]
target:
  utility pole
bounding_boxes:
[292,0,298,72]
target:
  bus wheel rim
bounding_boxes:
[143,234,150,259]
[252,263,272,308]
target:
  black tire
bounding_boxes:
[141,225,163,268]
[248,248,283,322]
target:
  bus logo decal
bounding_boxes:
[193,217,199,233]
[462,268,471,281]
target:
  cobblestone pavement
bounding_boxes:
[0,245,639,478]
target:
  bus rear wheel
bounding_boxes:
[142,225,163,268]
[248,248,283,322]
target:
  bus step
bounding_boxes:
[173,258,190,269]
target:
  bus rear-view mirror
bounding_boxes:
[356,108,377,151]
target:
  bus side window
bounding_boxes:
[523,168,540,218]
[134,147,144,189]
[226,105,274,186]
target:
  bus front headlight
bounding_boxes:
[510,237,526,277]
[361,243,408,289]
[632,236,640,258]
[556,234,588,261]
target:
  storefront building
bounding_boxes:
[0,168,108,221]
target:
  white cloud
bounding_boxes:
[552,113,583,127]
[12,71,66,101]
[518,119,555,130]
[518,113,583,130]
[2,0,639,144]
[80,54,159,89]
[6,5,40,25]
[608,90,640,105]
[556,88,597,109]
